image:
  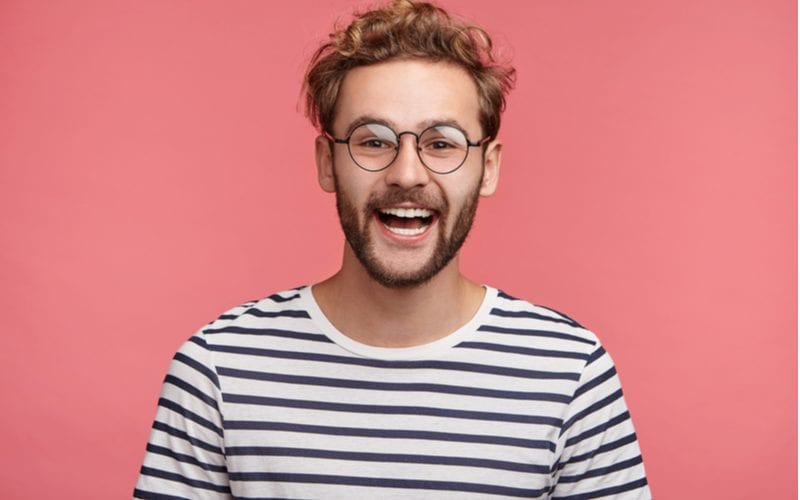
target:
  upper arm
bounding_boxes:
[134,334,232,499]
[551,345,651,499]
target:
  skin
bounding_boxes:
[313,59,502,348]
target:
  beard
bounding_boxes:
[333,171,481,289]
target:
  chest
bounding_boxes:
[217,359,573,499]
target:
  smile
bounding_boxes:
[376,207,436,236]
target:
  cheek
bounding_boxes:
[333,170,378,208]
[443,174,482,206]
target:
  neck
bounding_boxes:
[312,245,485,348]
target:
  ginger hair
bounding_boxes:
[304,0,515,140]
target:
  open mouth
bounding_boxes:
[376,207,436,236]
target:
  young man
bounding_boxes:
[135,1,650,498]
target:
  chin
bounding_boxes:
[358,250,457,289]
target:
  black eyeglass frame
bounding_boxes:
[325,123,491,175]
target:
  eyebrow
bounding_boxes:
[342,115,471,136]
[344,115,393,135]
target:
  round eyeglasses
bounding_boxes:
[327,123,490,174]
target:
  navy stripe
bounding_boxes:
[497,290,519,301]
[209,304,256,323]
[585,346,606,365]
[217,366,572,403]
[177,345,220,389]
[267,292,301,303]
[227,472,545,498]
[558,455,643,483]
[243,308,311,319]
[158,398,224,437]
[562,389,623,434]
[237,497,294,500]
[133,488,190,500]
[458,341,589,360]
[202,326,331,343]
[573,366,616,400]
[559,433,639,469]
[224,420,556,451]
[533,305,584,328]
[139,466,230,493]
[151,421,224,455]
[564,411,630,448]
[489,307,580,328]
[478,325,596,346]
[145,443,228,473]
[551,477,649,500]
[208,344,580,381]
[225,446,551,473]
[222,393,563,427]
[164,375,218,411]
[188,334,208,348]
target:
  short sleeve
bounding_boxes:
[550,344,651,499]
[134,333,232,499]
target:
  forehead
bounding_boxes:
[333,59,481,134]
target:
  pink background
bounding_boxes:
[0,0,795,498]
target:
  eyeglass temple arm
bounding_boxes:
[467,135,493,147]
[322,131,349,144]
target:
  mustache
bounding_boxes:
[365,188,447,213]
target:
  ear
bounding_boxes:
[315,135,336,193]
[479,139,502,197]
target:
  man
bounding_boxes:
[135,1,651,498]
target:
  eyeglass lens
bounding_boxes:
[348,123,470,173]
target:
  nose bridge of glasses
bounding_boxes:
[391,131,428,175]
[396,130,422,151]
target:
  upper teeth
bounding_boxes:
[380,207,432,218]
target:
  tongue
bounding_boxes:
[385,215,426,229]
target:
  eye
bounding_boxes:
[350,123,398,151]
[420,137,460,152]
[420,126,468,153]
[359,138,395,149]
[429,140,456,150]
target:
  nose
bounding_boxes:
[383,133,431,188]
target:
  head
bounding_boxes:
[304,1,515,289]
[304,0,515,143]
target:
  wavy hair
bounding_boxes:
[304,0,515,140]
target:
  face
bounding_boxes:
[316,59,501,288]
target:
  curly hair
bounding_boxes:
[304,0,515,140]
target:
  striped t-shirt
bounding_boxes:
[135,286,650,499]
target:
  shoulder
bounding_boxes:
[493,289,587,331]
[199,287,307,328]
[187,286,314,347]
[483,288,604,357]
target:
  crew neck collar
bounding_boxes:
[300,285,497,361]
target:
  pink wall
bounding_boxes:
[1,0,795,498]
